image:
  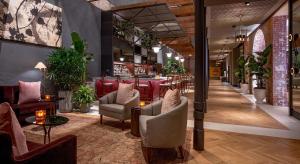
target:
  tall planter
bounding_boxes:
[240,83,249,94]
[58,91,73,113]
[253,88,266,103]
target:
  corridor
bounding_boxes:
[187,80,300,163]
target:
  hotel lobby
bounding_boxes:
[1,0,300,163]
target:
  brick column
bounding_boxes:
[272,15,289,106]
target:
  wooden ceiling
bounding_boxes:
[89,0,286,57]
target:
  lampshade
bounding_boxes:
[175,56,180,60]
[152,46,160,53]
[120,57,125,62]
[34,62,47,70]
[180,58,185,62]
[166,52,172,58]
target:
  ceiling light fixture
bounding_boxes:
[235,15,247,43]
[245,2,250,6]
[166,52,172,58]
[180,58,185,62]
[120,57,124,62]
[152,46,160,53]
[175,56,180,60]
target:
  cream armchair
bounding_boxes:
[139,97,188,162]
[99,90,140,130]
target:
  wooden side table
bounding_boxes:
[131,107,141,137]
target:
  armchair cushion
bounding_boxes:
[161,89,180,113]
[116,83,134,105]
[18,81,41,104]
[0,102,28,157]
[99,104,125,114]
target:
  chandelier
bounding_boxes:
[235,15,247,43]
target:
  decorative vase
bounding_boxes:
[58,91,73,113]
[240,83,249,94]
[253,88,266,104]
[80,104,90,113]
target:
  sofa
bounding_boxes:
[0,131,77,164]
[0,86,56,124]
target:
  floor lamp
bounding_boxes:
[34,62,47,95]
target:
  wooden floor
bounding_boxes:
[187,130,300,164]
[187,80,287,129]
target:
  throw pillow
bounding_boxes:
[161,89,181,113]
[18,81,41,104]
[116,83,134,105]
[0,102,28,157]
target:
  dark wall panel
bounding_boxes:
[0,0,102,85]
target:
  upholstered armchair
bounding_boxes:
[0,131,77,164]
[99,90,140,130]
[139,97,188,162]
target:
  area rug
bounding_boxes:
[24,113,192,163]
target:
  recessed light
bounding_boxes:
[245,2,250,6]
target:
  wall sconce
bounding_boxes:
[120,57,125,62]
[152,46,160,53]
[166,52,172,58]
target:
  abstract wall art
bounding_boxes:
[0,0,62,47]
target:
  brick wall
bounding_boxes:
[243,15,288,106]
[272,15,289,106]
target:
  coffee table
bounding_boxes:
[25,115,69,144]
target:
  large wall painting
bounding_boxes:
[0,0,62,47]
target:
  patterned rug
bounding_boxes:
[23,113,192,163]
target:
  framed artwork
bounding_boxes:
[0,0,62,47]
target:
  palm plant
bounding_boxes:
[234,56,249,84]
[71,32,93,82]
[248,44,272,89]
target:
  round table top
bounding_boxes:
[25,115,69,126]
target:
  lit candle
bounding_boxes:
[45,95,51,101]
[35,109,46,124]
[140,101,146,107]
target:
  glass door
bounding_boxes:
[290,0,300,119]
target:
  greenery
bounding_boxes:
[248,44,272,89]
[71,32,93,82]
[141,33,158,49]
[72,85,95,105]
[113,18,135,39]
[163,58,186,75]
[234,56,249,84]
[47,48,85,90]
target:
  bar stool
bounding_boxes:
[159,75,173,99]
[134,76,153,102]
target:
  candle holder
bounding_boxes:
[45,95,51,101]
[139,101,146,107]
[35,109,46,124]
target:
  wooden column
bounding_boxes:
[193,0,206,151]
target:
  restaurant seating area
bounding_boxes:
[1,0,300,163]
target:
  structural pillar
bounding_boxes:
[193,0,206,151]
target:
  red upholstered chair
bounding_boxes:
[0,131,77,164]
[134,77,153,102]
[95,79,118,98]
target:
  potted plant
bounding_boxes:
[162,58,185,76]
[47,48,85,112]
[72,85,95,113]
[234,56,249,94]
[248,45,272,103]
